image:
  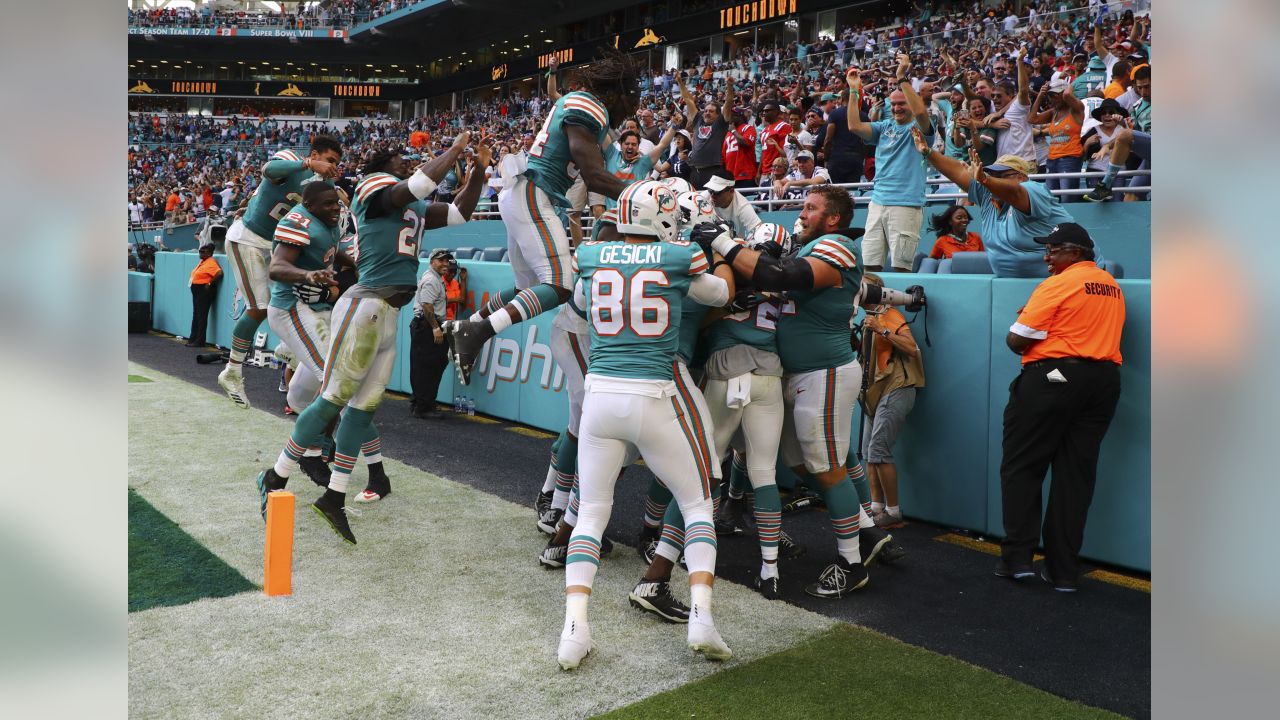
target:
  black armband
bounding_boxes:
[750,254,815,292]
[721,243,744,265]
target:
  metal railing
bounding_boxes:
[466,170,1150,224]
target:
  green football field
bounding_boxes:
[128,362,1121,719]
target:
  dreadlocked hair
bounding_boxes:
[361,149,399,176]
[571,47,640,97]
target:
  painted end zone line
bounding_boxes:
[933,533,1151,593]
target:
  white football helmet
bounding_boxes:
[616,181,680,243]
[747,222,796,257]
[660,177,694,196]
[676,190,718,231]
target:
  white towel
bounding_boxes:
[726,373,752,409]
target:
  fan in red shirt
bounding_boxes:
[723,106,758,189]
[758,101,791,183]
[927,205,985,259]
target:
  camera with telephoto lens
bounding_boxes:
[904,285,926,312]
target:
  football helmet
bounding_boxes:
[660,177,694,196]
[747,222,796,257]
[616,181,680,243]
[676,190,718,231]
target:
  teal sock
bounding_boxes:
[276,398,343,476]
[644,479,673,528]
[810,474,862,564]
[657,500,685,560]
[1102,162,1123,187]
[728,453,750,499]
[551,432,578,510]
[483,288,520,317]
[329,408,375,494]
[753,483,783,561]
[229,314,263,363]
[509,283,564,322]
[845,455,874,518]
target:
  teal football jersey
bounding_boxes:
[705,295,783,358]
[574,239,710,381]
[777,233,864,373]
[675,298,711,366]
[600,145,656,211]
[526,91,610,207]
[242,149,331,239]
[268,204,340,310]
[350,172,427,289]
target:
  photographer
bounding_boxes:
[857,273,925,530]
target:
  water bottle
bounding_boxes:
[453,393,462,413]
[466,396,475,416]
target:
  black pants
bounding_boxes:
[410,316,450,411]
[189,284,215,346]
[827,159,864,186]
[689,165,726,191]
[999,359,1121,582]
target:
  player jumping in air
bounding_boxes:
[447,50,641,385]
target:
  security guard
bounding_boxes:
[997,223,1124,592]
[410,249,453,418]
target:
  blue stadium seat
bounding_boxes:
[937,258,953,274]
[453,246,477,260]
[500,249,510,262]
[911,251,927,273]
[480,246,505,262]
[1099,260,1124,279]
[917,257,940,274]
[949,252,993,274]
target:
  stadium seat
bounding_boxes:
[453,246,477,260]
[500,249,510,262]
[480,246,505,262]
[917,257,940,274]
[911,252,928,273]
[949,252,993,274]
[936,258,953,274]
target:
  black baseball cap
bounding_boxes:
[429,248,455,261]
[1033,222,1094,249]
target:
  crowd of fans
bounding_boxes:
[127,1,404,30]
[129,0,1152,235]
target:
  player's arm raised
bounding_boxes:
[566,124,626,199]
[372,131,472,215]
[426,140,491,228]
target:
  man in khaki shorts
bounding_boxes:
[844,56,934,271]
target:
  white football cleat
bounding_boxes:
[557,620,593,671]
[217,365,250,409]
[688,617,732,661]
[352,489,384,504]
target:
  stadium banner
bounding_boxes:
[129,78,420,100]
[128,26,348,38]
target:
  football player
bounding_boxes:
[219,135,343,408]
[255,134,477,544]
[557,181,732,670]
[448,51,641,385]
